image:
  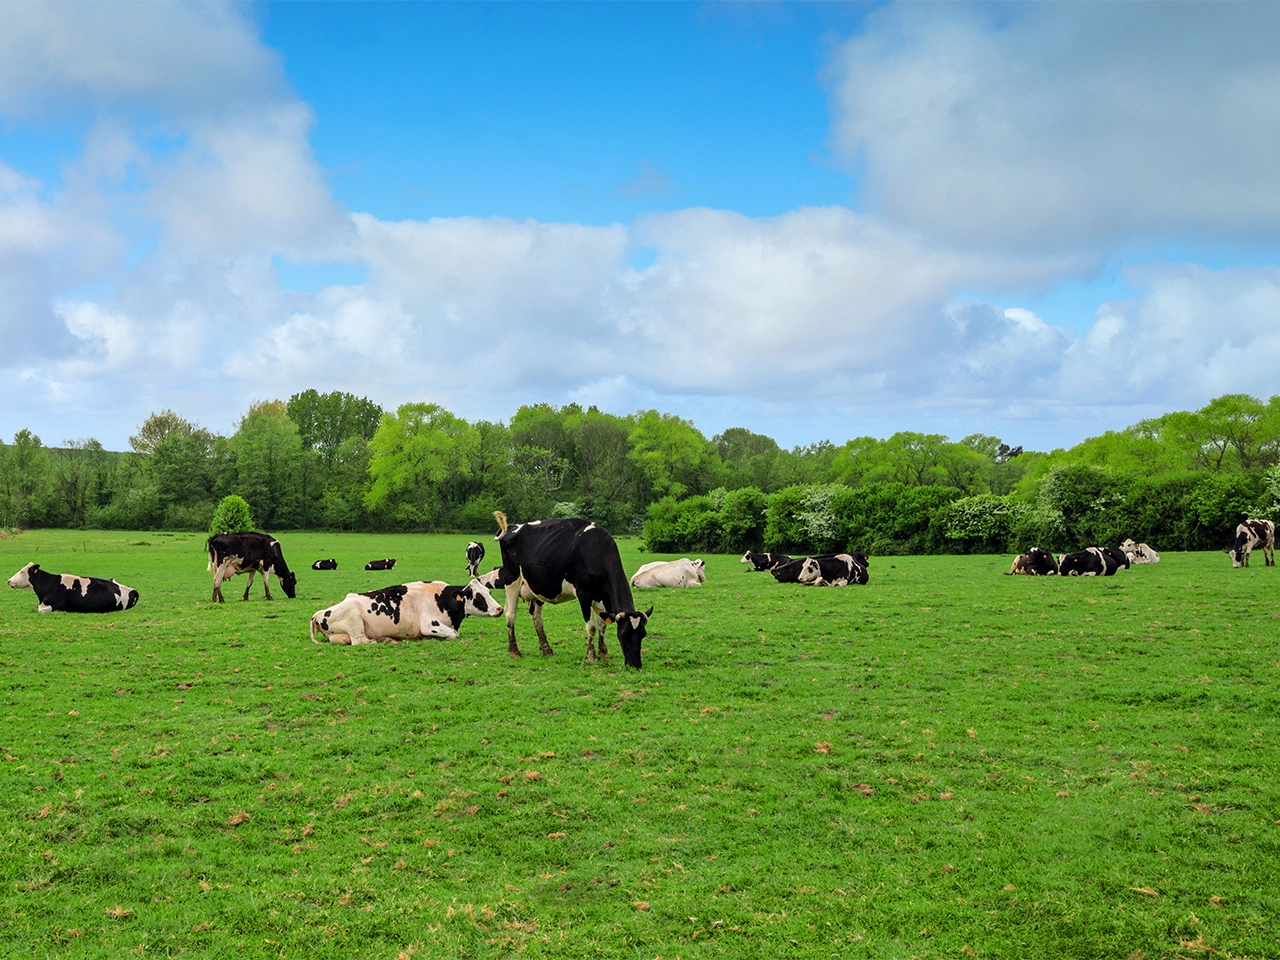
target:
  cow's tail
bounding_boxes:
[494,510,508,537]
[206,538,215,572]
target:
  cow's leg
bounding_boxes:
[262,569,274,601]
[212,564,229,603]
[241,569,255,601]
[592,602,609,658]
[504,582,523,657]
[1269,542,1276,566]
[531,601,554,655]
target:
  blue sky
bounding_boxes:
[2,2,1279,452]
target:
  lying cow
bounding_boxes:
[1008,546,1059,575]
[310,579,502,645]
[8,563,139,613]
[478,566,611,658]
[631,558,705,588]
[207,532,297,602]
[1229,519,1275,568]
[465,541,485,578]
[312,558,338,570]
[771,552,868,586]
[798,551,869,586]
[365,558,397,571]
[740,551,791,571]
[1120,539,1160,564]
[1058,547,1125,577]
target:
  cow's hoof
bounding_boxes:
[509,650,522,658]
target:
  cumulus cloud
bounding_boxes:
[828,4,1280,251]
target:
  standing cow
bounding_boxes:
[311,580,502,645]
[465,541,485,578]
[8,563,139,613]
[207,532,298,602]
[1229,519,1275,568]
[477,566,612,658]
[491,511,653,668]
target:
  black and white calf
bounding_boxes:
[8,563,139,613]
[365,558,397,571]
[1008,547,1059,575]
[740,551,791,571]
[1058,547,1124,577]
[1229,519,1275,568]
[207,533,298,602]
[465,541,485,578]
[310,580,502,645]
[312,558,338,570]
[491,511,653,668]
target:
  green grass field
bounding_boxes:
[1,530,1277,959]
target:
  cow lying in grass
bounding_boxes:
[8,562,139,613]
[631,558,705,588]
[310,580,502,645]
[1058,547,1127,577]
[740,551,791,571]
[1008,547,1059,575]
[771,551,869,586]
[1120,540,1159,565]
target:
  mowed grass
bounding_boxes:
[1,530,1278,959]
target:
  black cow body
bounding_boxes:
[1008,547,1059,575]
[365,558,397,571]
[8,563,139,613]
[1058,547,1124,577]
[492,511,652,668]
[466,541,485,578]
[207,533,297,602]
[312,559,337,570]
[740,551,791,571]
[1229,519,1275,567]
[1101,546,1131,571]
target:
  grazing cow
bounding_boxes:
[465,541,485,578]
[798,551,870,587]
[740,551,791,571]
[1007,547,1059,576]
[207,533,297,602]
[631,558,706,589]
[312,558,338,570]
[365,558,397,571]
[1120,539,1160,564]
[8,563,139,613]
[477,566,612,658]
[1058,547,1124,577]
[1228,519,1276,568]
[491,511,653,668]
[310,580,502,645]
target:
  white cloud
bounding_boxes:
[828,5,1280,251]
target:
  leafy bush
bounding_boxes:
[210,494,254,534]
[940,494,1031,554]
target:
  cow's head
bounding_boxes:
[739,552,754,565]
[605,606,653,669]
[797,558,822,584]
[279,570,298,598]
[7,563,36,590]
[693,559,706,581]
[1058,553,1083,576]
[460,580,503,618]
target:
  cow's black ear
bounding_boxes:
[643,606,654,619]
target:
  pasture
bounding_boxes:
[1,530,1278,959]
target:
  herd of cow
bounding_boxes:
[6,515,1277,669]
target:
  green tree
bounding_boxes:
[229,404,306,528]
[365,403,477,528]
[210,494,254,534]
[0,429,51,527]
[287,389,383,467]
[628,410,717,499]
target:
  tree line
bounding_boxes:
[1,390,1278,555]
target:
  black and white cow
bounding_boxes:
[740,551,792,572]
[312,558,338,570]
[1008,547,1059,575]
[798,551,869,587]
[1229,519,1275,568]
[365,558,397,571]
[1101,546,1131,571]
[310,579,502,645]
[207,532,298,602]
[465,541,485,578]
[1120,539,1160,565]
[491,511,652,668]
[8,563,139,613]
[1058,547,1124,577]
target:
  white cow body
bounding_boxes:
[310,580,502,645]
[1120,539,1160,564]
[630,558,705,589]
